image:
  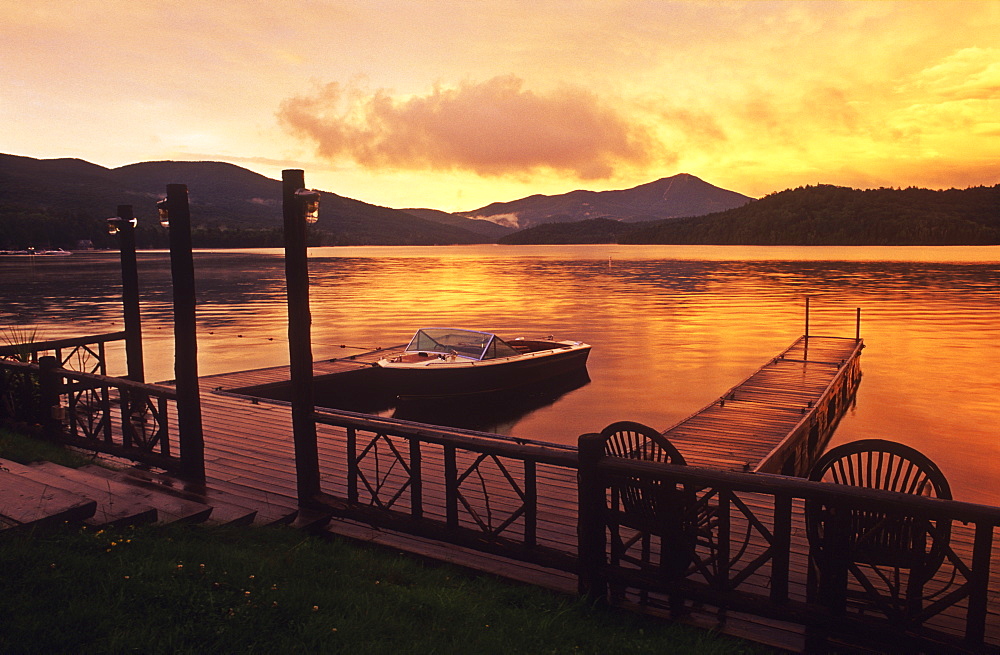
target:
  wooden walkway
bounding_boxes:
[662,335,863,473]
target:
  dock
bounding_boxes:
[4,331,998,652]
[662,335,863,474]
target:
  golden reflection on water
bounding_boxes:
[1,246,998,505]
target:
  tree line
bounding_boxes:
[620,185,1000,246]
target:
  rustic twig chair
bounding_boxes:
[805,438,952,622]
[599,421,706,584]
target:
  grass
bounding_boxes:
[0,523,772,654]
[0,428,769,653]
[0,426,93,468]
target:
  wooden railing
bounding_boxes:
[311,408,999,651]
[314,409,580,572]
[56,363,180,471]
[0,331,126,374]
[577,439,1000,651]
[0,356,182,472]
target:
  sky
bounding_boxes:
[2,1,998,212]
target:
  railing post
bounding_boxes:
[577,432,608,601]
[409,436,423,519]
[164,183,205,480]
[524,459,537,548]
[346,426,358,503]
[771,493,792,603]
[965,521,993,645]
[444,445,458,529]
[37,355,62,439]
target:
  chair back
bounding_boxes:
[807,439,951,570]
[600,420,685,464]
[599,421,688,526]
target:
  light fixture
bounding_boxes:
[106,216,137,234]
[295,189,320,224]
[156,198,170,227]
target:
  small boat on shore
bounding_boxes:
[375,328,591,398]
[0,248,72,256]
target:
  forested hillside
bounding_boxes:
[0,154,489,249]
[499,219,635,244]
[621,185,999,246]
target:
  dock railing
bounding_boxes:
[0,332,185,472]
[0,331,126,373]
[311,408,999,650]
[579,439,999,650]
[314,409,581,572]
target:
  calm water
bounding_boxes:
[2,245,998,505]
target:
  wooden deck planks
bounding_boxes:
[662,336,861,470]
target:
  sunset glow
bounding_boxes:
[2,1,997,210]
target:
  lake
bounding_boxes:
[2,245,998,505]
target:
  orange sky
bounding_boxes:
[2,1,998,211]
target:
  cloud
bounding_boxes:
[896,47,1000,101]
[277,75,664,180]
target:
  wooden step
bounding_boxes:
[9,460,213,526]
[4,460,158,528]
[78,465,276,526]
[0,460,97,532]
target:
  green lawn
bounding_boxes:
[1,427,770,653]
[0,523,771,654]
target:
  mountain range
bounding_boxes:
[0,154,751,247]
[3,153,995,248]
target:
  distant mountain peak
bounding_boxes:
[459,174,752,229]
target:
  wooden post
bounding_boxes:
[577,432,608,600]
[116,205,145,383]
[805,296,810,338]
[37,355,62,439]
[804,296,811,361]
[855,307,862,342]
[282,169,320,505]
[165,184,205,480]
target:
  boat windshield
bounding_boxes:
[404,328,521,361]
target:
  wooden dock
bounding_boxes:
[6,332,999,652]
[661,335,863,474]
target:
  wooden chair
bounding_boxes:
[805,438,952,622]
[599,421,701,583]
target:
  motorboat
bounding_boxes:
[374,328,591,398]
[0,248,72,256]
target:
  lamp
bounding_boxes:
[295,189,320,224]
[156,198,170,228]
[106,216,137,234]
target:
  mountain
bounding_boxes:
[0,154,491,247]
[399,208,514,239]
[460,174,753,230]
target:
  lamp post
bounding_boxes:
[282,169,321,505]
[158,184,205,480]
[106,205,144,382]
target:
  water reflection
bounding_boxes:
[2,246,998,505]
[386,370,591,434]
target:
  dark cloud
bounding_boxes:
[277,75,662,179]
